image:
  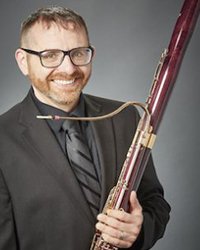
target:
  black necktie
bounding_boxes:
[62,120,101,217]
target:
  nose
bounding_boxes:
[56,55,77,75]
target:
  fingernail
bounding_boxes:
[106,209,112,215]
[97,214,103,220]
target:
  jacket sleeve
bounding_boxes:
[0,169,18,250]
[131,155,171,250]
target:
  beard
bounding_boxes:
[27,69,91,108]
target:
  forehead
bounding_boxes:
[24,21,88,49]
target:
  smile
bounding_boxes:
[52,79,75,85]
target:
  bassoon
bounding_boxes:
[37,0,200,249]
[89,0,200,249]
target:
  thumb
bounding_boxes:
[129,191,140,213]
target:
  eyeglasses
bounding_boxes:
[20,46,94,68]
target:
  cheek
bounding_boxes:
[82,65,92,81]
[27,59,52,81]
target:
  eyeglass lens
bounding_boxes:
[40,47,92,67]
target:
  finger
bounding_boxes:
[97,214,135,235]
[96,221,125,239]
[129,191,143,215]
[101,232,133,249]
[96,210,142,247]
[105,209,133,223]
[96,221,138,244]
[97,213,128,229]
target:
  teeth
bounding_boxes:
[53,79,75,85]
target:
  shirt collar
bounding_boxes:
[30,88,86,133]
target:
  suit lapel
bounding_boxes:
[19,93,95,224]
[19,92,118,219]
[84,95,117,210]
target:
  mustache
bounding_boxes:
[47,72,83,81]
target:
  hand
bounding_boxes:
[96,191,143,248]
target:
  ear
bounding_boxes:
[91,45,96,59]
[15,48,29,75]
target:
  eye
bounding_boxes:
[72,48,88,58]
[41,50,61,60]
[73,51,85,57]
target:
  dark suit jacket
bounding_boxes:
[0,91,170,250]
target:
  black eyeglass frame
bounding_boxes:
[20,46,94,68]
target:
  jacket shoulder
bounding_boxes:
[0,102,22,126]
[0,91,33,127]
[84,94,139,115]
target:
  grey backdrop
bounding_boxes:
[1,1,200,249]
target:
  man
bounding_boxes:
[0,6,170,250]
